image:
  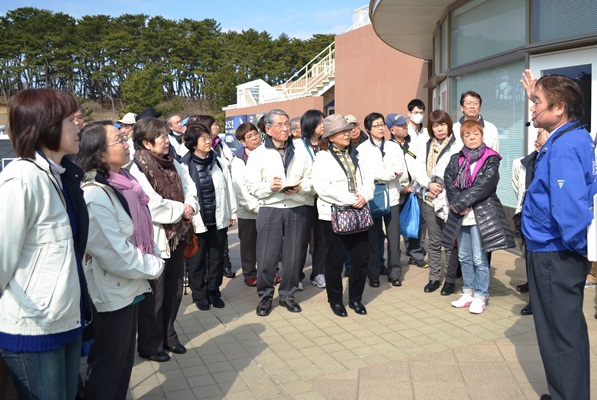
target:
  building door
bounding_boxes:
[528,46,596,150]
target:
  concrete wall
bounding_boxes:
[334,24,429,126]
[225,96,324,121]
[225,24,429,127]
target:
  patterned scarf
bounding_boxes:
[454,143,487,189]
[426,137,450,176]
[134,149,193,250]
[106,168,154,255]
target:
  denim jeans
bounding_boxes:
[1,334,82,400]
[457,225,490,298]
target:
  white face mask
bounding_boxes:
[410,113,424,125]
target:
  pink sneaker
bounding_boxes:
[451,293,474,308]
[469,297,486,314]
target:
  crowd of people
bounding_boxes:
[0,70,594,400]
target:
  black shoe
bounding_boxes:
[520,303,533,316]
[380,267,389,275]
[279,299,302,313]
[440,282,456,296]
[348,300,367,315]
[330,303,348,317]
[223,267,236,278]
[388,277,402,287]
[210,294,225,308]
[195,298,210,311]
[256,298,272,316]
[516,282,529,293]
[539,395,552,400]
[139,351,170,362]
[165,344,187,354]
[369,279,380,288]
[424,280,440,293]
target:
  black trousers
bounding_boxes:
[321,221,369,305]
[528,250,590,400]
[86,303,138,400]
[299,205,326,281]
[138,243,184,355]
[238,218,257,280]
[366,217,384,281]
[187,226,227,301]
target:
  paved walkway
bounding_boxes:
[4,228,597,399]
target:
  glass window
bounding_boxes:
[532,0,597,43]
[542,64,592,132]
[450,0,525,67]
[451,60,526,208]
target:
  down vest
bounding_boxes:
[441,152,515,253]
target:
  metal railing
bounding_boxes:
[279,42,335,101]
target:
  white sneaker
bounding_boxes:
[469,297,486,314]
[451,293,474,308]
[311,274,326,288]
[297,282,304,291]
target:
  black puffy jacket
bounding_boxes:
[441,152,515,252]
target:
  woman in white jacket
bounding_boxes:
[0,88,89,400]
[74,121,164,399]
[129,117,198,362]
[416,110,462,296]
[357,112,405,288]
[231,122,261,287]
[180,123,237,311]
[312,114,374,318]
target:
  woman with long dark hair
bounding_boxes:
[0,89,89,399]
[297,109,326,289]
[74,121,163,398]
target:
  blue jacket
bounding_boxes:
[522,121,597,254]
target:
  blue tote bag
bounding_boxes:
[399,193,420,238]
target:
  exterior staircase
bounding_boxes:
[224,5,370,110]
[279,43,335,100]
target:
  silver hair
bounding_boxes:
[264,109,289,127]
[166,114,181,128]
[289,117,301,131]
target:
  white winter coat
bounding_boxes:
[231,153,259,220]
[312,149,374,221]
[0,156,83,336]
[245,139,314,209]
[128,160,199,259]
[81,176,164,313]
[356,138,405,206]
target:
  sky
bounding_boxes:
[1,1,369,39]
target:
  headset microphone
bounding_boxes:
[525,108,547,127]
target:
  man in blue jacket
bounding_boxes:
[520,70,597,400]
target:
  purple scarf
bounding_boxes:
[454,143,501,189]
[106,168,155,255]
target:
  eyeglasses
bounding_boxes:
[245,133,260,140]
[371,123,385,129]
[198,137,212,143]
[464,101,480,106]
[107,134,128,146]
[271,122,291,130]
